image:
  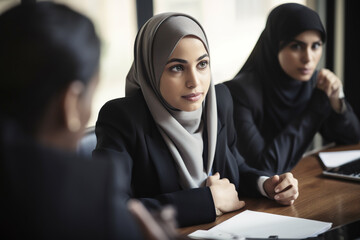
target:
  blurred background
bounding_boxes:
[0,0,358,128]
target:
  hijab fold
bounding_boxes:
[126,13,217,189]
[236,3,326,129]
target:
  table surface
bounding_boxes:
[178,143,360,236]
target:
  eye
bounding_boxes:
[290,43,302,51]
[198,60,208,69]
[169,64,184,72]
[312,42,322,50]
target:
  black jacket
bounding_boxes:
[94,84,267,227]
[224,72,360,174]
[0,121,142,240]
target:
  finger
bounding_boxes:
[235,200,246,209]
[220,177,230,184]
[317,69,332,85]
[275,173,297,193]
[330,81,341,98]
[274,185,299,201]
[269,175,279,190]
[207,172,220,185]
[274,175,291,193]
[275,190,299,205]
[263,175,279,197]
[317,69,334,92]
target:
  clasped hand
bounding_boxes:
[207,172,299,216]
[263,172,299,205]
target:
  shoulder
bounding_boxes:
[98,90,151,126]
[223,72,262,100]
[223,73,263,114]
[215,83,232,110]
[100,90,147,116]
[214,84,234,123]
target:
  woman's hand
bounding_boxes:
[263,172,299,205]
[316,68,344,112]
[206,172,245,215]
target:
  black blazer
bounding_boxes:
[0,121,142,240]
[94,84,267,227]
[224,72,360,174]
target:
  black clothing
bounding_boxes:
[224,72,360,174]
[237,3,326,130]
[0,120,142,240]
[224,3,360,175]
[94,84,267,227]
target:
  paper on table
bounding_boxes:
[188,210,332,239]
[318,150,360,169]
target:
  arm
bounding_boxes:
[216,84,299,205]
[316,69,360,144]
[215,84,268,196]
[228,80,332,174]
[94,99,216,227]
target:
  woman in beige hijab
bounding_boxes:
[94,12,298,227]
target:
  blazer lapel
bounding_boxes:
[144,133,182,192]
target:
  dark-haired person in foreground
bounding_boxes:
[0,2,143,239]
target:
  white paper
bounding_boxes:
[188,210,332,239]
[319,150,360,169]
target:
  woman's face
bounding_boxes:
[278,30,323,82]
[160,36,211,112]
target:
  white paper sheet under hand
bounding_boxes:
[188,210,332,239]
[319,150,360,169]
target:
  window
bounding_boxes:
[154,0,305,84]
[1,0,306,127]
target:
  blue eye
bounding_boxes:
[170,65,184,72]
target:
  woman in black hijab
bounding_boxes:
[224,3,360,175]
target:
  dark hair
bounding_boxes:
[0,2,100,134]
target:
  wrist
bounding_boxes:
[215,207,223,217]
[330,97,344,113]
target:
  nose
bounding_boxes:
[301,47,312,63]
[186,68,200,89]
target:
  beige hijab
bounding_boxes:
[126,13,217,189]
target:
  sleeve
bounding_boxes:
[93,100,216,227]
[230,83,334,174]
[216,84,268,197]
[318,99,360,145]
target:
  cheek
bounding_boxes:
[159,75,180,103]
[313,50,322,64]
[278,52,295,72]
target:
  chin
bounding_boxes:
[181,104,202,112]
[295,75,312,82]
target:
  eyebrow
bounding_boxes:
[291,39,322,45]
[166,53,209,64]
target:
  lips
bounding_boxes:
[182,92,202,102]
[298,68,312,75]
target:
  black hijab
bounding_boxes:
[236,3,326,130]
